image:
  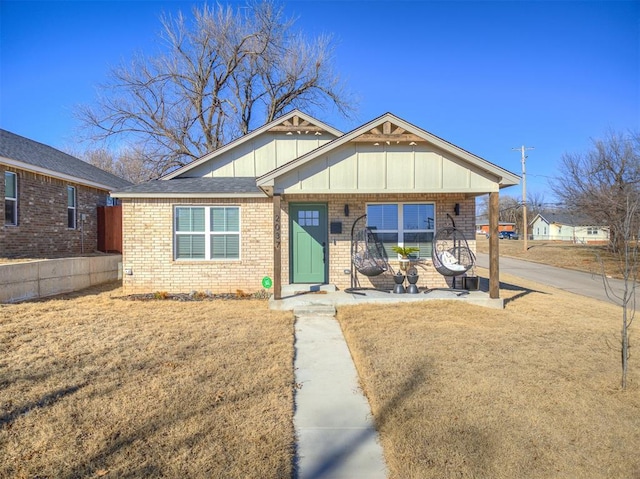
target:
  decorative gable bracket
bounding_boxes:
[352,120,423,144]
[268,115,326,134]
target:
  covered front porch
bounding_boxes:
[268,190,505,305]
[257,113,518,304]
[269,274,503,310]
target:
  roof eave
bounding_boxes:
[1,157,119,191]
[111,192,268,199]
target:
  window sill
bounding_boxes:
[173,259,242,263]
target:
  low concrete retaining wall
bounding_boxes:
[0,255,122,303]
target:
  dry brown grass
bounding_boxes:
[0,283,294,479]
[337,271,640,479]
[476,236,625,278]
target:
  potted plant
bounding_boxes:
[391,246,420,272]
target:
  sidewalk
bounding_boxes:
[293,304,387,479]
[475,252,638,310]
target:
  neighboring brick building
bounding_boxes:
[1,129,131,258]
[113,111,519,295]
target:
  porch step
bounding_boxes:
[281,283,337,296]
[293,304,337,317]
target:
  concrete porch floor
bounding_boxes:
[269,279,503,310]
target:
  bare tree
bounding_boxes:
[526,191,546,221]
[553,131,639,389]
[81,148,155,184]
[552,131,640,251]
[77,1,354,177]
[476,193,545,235]
[597,195,638,389]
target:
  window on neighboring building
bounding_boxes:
[67,186,76,229]
[587,227,598,235]
[174,206,240,260]
[366,203,435,259]
[4,171,17,226]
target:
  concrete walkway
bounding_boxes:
[293,304,387,479]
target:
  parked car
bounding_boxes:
[498,231,519,240]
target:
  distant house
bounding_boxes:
[530,211,609,243]
[1,129,132,258]
[476,221,516,236]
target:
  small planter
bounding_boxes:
[399,258,410,272]
[462,276,479,290]
[393,273,406,294]
[406,273,419,294]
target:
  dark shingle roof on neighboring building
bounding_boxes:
[0,129,132,190]
[112,177,265,197]
[536,211,600,226]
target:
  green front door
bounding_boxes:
[290,203,328,283]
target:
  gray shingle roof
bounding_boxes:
[538,211,600,226]
[113,177,264,196]
[0,129,132,189]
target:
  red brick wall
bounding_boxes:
[0,166,109,258]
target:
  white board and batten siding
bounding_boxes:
[275,143,499,194]
[182,133,333,179]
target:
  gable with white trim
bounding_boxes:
[258,115,519,196]
[169,111,341,180]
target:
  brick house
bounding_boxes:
[112,111,519,296]
[1,129,132,258]
[476,221,516,236]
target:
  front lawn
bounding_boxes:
[0,283,294,479]
[338,271,640,479]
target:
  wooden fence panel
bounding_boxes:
[97,205,123,253]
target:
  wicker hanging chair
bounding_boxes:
[432,215,476,278]
[346,214,390,294]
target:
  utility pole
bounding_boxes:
[513,145,534,252]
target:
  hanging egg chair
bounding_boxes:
[346,214,391,294]
[431,214,476,283]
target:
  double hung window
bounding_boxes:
[175,206,240,260]
[367,203,435,259]
[67,186,76,229]
[4,172,17,226]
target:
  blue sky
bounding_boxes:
[1,0,638,201]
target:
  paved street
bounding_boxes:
[475,252,638,311]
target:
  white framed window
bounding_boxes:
[4,171,17,226]
[366,203,435,259]
[67,186,76,229]
[587,227,598,235]
[174,206,240,260]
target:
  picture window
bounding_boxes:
[174,206,240,260]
